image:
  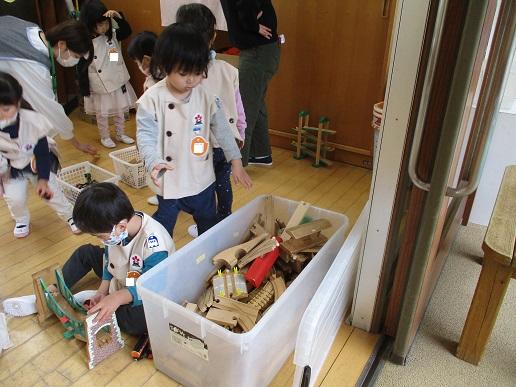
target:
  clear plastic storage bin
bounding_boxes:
[138,195,349,387]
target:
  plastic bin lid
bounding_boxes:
[293,203,370,387]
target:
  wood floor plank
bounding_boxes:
[320,329,380,387]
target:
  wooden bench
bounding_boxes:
[456,165,516,365]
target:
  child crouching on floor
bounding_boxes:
[62,182,174,334]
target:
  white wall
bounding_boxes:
[469,110,516,225]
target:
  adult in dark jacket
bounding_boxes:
[221,0,281,166]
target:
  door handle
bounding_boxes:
[445,0,516,198]
[408,0,448,193]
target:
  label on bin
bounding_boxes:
[169,323,209,361]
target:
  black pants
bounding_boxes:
[62,244,147,336]
[238,41,281,165]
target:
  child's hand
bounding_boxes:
[36,179,53,200]
[150,163,173,187]
[88,293,122,323]
[86,291,107,309]
[231,159,253,189]
[103,10,122,18]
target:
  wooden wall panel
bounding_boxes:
[269,0,394,163]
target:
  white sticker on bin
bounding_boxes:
[126,277,135,287]
[196,254,206,264]
[169,323,209,361]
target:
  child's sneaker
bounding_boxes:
[101,137,116,148]
[147,195,158,206]
[2,295,37,316]
[68,218,81,234]
[13,223,29,238]
[187,224,198,238]
[116,134,135,144]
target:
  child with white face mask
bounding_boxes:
[0,72,80,238]
[78,0,137,149]
[61,182,174,335]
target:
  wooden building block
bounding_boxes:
[206,309,239,328]
[280,233,328,255]
[197,287,214,313]
[285,219,331,239]
[32,263,61,324]
[212,233,268,269]
[270,275,286,301]
[264,196,275,235]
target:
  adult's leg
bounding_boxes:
[153,196,181,237]
[249,43,281,159]
[61,244,104,288]
[239,43,281,164]
[213,148,233,221]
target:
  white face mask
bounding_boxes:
[56,47,80,67]
[0,114,17,129]
[102,223,128,246]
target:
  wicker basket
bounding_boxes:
[108,146,147,189]
[57,161,119,205]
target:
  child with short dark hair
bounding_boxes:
[0,71,79,238]
[127,31,160,92]
[176,3,247,237]
[78,0,136,148]
[61,182,174,334]
[136,23,252,237]
[127,30,162,206]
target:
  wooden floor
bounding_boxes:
[0,112,377,386]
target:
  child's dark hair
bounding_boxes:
[176,4,216,46]
[0,72,34,110]
[0,72,22,106]
[80,0,113,41]
[46,19,94,65]
[127,31,158,61]
[73,182,134,233]
[151,23,210,78]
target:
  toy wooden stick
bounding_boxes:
[280,201,311,240]
[285,219,331,239]
[212,233,268,268]
[237,237,280,268]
